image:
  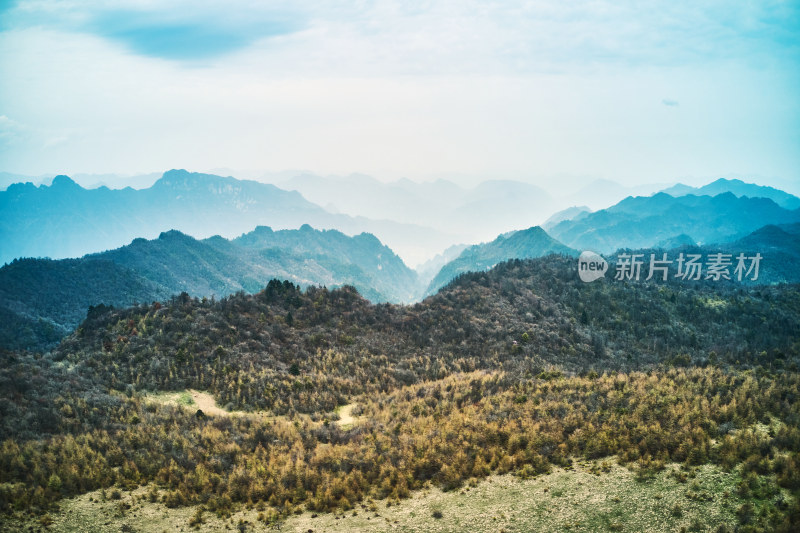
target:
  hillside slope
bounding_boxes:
[425,226,576,296]
[1,255,798,531]
[0,169,453,266]
[661,178,800,209]
[0,225,418,351]
[51,255,800,418]
[549,192,800,252]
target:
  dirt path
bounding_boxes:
[148,390,360,426]
[189,390,230,416]
[337,403,359,427]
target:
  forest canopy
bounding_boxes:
[1,255,798,531]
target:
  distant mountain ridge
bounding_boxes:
[0,171,161,191]
[715,223,800,284]
[0,169,455,267]
[542,206,592,231]
[0,170,322,264]
[661,178,800,209]
[542,178,800,231]
[596,223,800,286]
[424,226,576,296]
[549,192,800,253]
[3,218,798,353]
[415,243,470,289]
[4,171,800,353]
[0,225,418,351]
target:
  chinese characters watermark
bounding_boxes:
[579,251,762,282]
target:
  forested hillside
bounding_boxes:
[0,170,453,267]
[549,192,800,253]
[425,226,576,296]
[0,258,171,352]
[0,225,417,352]
[45,255,799,419]
[1,255,798,530]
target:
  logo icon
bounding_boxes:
[578,251,608,282]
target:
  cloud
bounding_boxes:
[88,6,304,61]
[2,1,305,61]
[2,1,799,69]
[0,1,797,182]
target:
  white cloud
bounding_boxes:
[4,1,798,71]
[0,1,797,184]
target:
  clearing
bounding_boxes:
[144,389,240,417]
[336,402,361,427]
[145,390,363,428]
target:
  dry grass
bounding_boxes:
[145,390,363,427]
[2,460,768,533]
[144,390,250,418]
[286,461,747,532]
[335,403,361,428]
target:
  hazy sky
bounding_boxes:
[1,0,798,188]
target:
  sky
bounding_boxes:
[0,0,798,189]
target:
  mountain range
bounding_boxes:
[3,172,800,353]
[2,165,799,532]
[594,222,800,288]
[542,206,592,231]
[661,178,800,209]
[0,171,162,191]
[549,192,800,253]
[424,226,577,296]
[272,173,798,249]
[0,225,417,351]
[0,169,455,267]
[716,223,800,285]
[430,182,800,294]
[8,170,792,271]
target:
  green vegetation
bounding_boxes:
[176,391,194,406]
[0,449,792,532]
[287,462,756,533]
[2,364,799,529]
[0,223,419,352]
[549,191,800,254]
[0,256,798,531]
[425,226,576,295]
[0,258,169,352]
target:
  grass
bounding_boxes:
[145,390,361,426]
[177,391,194,406]
[287,460,787,532]
[4,460,777,533]
[334,402,361,429]
[286,461,749,532]
[142,389,193,408]
[144,390,243,417]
